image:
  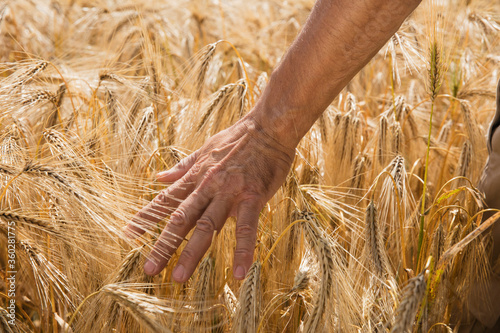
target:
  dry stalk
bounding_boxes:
[22,161,81,198]
[43,129,89,174]
[394,96,405,122]
[193,255,214,308]
[389,155,405,199]
[427,40,442,101]
[233,261,261,333]
[431,222,444,263]
[223,283,239,317]
[21,90,55,106]
[301,211,334,333]
[0,307,20,333]
[365,201,391,277]
[0,210,56,233]
[378,115,389,166]
[114,245,145,282]
[128,105,154,164]
[102,284,173,333]
[456,140,472,181]
[391,272,426,333]
[18,240,78,310]
[197,83,236,131]
[195,43,217,99]
[12,61,48,89]
[392,122,402,156]
[351,153,369,190]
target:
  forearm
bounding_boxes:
[249,0,422,148]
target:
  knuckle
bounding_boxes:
[196,217,216,234]
[179,247,196,262]
[170,210,188,227]
[180,154,192,166]
[235,224,255,239]
[234,247,254,261]
[189,162,202,175]
[239,193,263,207]
[204,166,219,182]
[155,189,171,206]
[155,240,174,258]
[208,147,222,158]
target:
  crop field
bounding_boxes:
[0,0,499,332]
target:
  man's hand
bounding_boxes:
[124,114,295,282]
[125,0,421,283]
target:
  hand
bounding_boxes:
[124,114,295,282]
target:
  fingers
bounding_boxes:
[156,151,198,183]
[143,190,211,276]
[172,197,233,283]
[124,173,195,239]
[233,199,261,280]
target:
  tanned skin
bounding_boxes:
[125,0,422,282]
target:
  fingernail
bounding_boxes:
[234,266,245,279]
[172,265,185,282]
[144,261,156,275]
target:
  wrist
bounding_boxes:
[244,104,302,151]
[246,66,329,150]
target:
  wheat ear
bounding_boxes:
[301,211,334,333]
[391,272,426,333]
[233,261,262,333]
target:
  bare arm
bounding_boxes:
[253,0,421,149]
[125,0,422,282]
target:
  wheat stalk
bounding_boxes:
[388,155,405,198]
[11,61,48,89]
[392,122,402,156]
[378,115,389,166]
[233,261,261,333]
[391,272,426,333]
[351,153,369,190]
[0,307,20,333]
[128,105,154,165]
[431,222,444,263]
[115,245,145,282]
[22,161,81,198]
[197,82,236,131]
[18,240,79,310]
[0,210,56,233]
[21,90,55,106]
[102,284,173,333]
[193,255,214,308]
[427,41,442,101]
[290,267,310,294]
[456,140,472,181]
[43,129,90,175]
[301,211,334,333]
[365,201,391,277]
[223,283,239,317]
[195,43,217,99]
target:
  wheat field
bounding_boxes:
[0,0,499,332]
